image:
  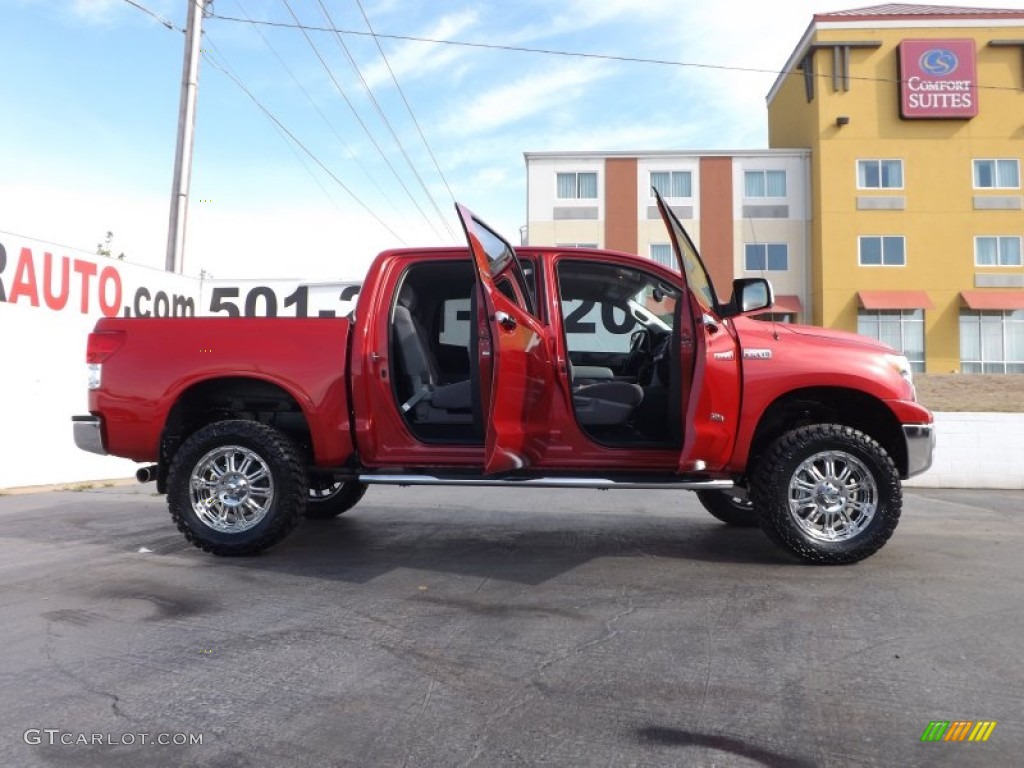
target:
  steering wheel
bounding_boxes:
[651,335,672,385]
[624,329,656,383]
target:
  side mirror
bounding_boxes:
[724,278,774,317]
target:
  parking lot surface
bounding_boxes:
[0,483,1021,767]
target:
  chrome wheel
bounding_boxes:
[787,450,877,542]
[189,445,275,533]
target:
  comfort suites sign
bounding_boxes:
[899,39,978,119]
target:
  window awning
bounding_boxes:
[770,294,803,314]
[857,290,934,310]
[960,290,1024,310]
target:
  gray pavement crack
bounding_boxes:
[43,621,135,723]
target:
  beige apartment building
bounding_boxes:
[524,150,813,322]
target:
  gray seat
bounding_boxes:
[571,375,644,427]
[392,301,473,423]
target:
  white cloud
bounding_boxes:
[70,0,119,23]
[360,10,480,90]
[440,60,609,137]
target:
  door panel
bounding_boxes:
[455,204,552,474]
[652,191,740,473]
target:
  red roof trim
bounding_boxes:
[858,290,935,309]
[770,294,804,314]
[960,290,1024,310]
[815,4,1024,21]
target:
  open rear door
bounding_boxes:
[455,203,551,474]
[653,190,740,473]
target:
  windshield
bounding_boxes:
[653,189,718,312]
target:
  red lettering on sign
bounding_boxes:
[43,252,70,311]
[8,248,40,307]
[98,266,122,317]
[73,259,97,314]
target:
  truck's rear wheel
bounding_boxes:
[167,420,307,556]
[751,424,901,565]
[696,490,758,527]
[305,476,367,519]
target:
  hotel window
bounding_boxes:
[650,243,674,267]
[857,309,925,373]
[960,310,1024,374]
[857,159,903,189]
[556,172,598,199]
[744,170,786,198]
[744,243,789,271]
[973,159,1020,189]
[556,242,598,249]
[975,236,1022,267]
[859,236,906,266]
[650,171,692,198]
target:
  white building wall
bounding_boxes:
[905,413,1024,490]
[0,233,357,490]
[731,153,813,319]
[526,156,606,247]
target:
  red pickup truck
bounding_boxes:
[74,195,933,564]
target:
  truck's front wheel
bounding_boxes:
[167,420,307,556]
[751,425,901,565]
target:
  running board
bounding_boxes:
[357,474,734,491]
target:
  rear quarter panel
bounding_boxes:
[89,317,353,464]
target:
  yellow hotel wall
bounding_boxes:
[770,24,1024,372]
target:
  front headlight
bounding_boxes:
[884,354,915,398]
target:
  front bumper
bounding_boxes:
[902,423,935,478]
[73,415,107,455]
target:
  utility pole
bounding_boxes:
[165,0,208,273]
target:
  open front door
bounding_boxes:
[653,190,740,473]
[455,203,551,474]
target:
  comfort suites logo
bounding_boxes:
[919,48,959,76]
[899,39,978,119]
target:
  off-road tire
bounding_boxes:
[751,424,901,565]
[167,420,307,556]
[696,489,759,527]
[305,476,368,519]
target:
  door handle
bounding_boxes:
[495,311,517,331]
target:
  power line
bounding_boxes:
[117,2,407,247]
[201,35,349,220]
[354,0,458,206]
[119,0,182,31]
[315,0,456,240]
[228,0,402,219]
[206,10,1024,93]
[280,0,447,242]
[202,53,406,244]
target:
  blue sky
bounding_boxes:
[3,0,1022,280]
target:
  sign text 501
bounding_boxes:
[206,284,360,318]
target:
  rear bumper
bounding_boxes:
[902,423,934,478]
[73,415,107,456]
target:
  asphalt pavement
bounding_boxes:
[0,482,1021,767]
